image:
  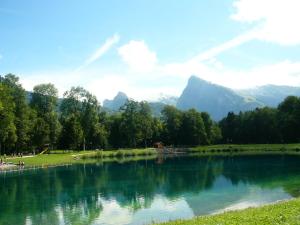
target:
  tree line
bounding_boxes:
[220,96,300,144]
[0,73,299,154]
[0,74,221,154]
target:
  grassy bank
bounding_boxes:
[3,148,157,167]
[158,198,300,225]
[190,143,300,155]
[3,143,300,168]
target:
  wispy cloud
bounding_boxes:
[0,54,3,60]
[76,34,120,71]
[191,29,259,63]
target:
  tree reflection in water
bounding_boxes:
[1,155,300,225]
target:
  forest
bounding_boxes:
[0,73,300,154]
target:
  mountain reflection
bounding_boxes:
[1,155,300,225]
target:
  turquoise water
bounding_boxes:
[1,155,300,225]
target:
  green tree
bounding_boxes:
[219,112,239,143]
[139,101,153,148]
[151,117,163,144]
[180,109,208,145]
[0,83,17,154]
[210,123,222,144]
[161,106,182,146]
[59,115,83,150]
[30,83,60,149]
[90,123,108,149]
[120,100,141,148]
[201,112,213,144]
[31,117,50,150]
[2,74,31,151]
[107,114,124,149]
[60,87,107,150]
[278,96,300,143]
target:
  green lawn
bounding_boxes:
[3,144,300,167]
[158,198,300,225]
[191,143,300,155]
[3,148,157,167]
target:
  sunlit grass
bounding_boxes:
[191,143,300,155]
[3,148,157,167]
[158,198,300,225]
[3,144,300,168]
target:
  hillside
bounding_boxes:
[177,76,263,120]
[103,92,128,111]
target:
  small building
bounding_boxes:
[153,142,164,149]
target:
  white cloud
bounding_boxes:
[76,34,120,71]
[186,0,300,66]
[231,0,300,45]
[118,40,157,73]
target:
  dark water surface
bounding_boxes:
[1,155,300,225]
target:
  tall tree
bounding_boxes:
[59,115,83,150]
[107,114,124,149]
[1,74,31,151]
[30,83,60,149]
[0,82,17,154]
[201,112,213,144]
[161,106,182,146]
[60,87,107,150]
[219,112,239,143]
[120,100,141,148]
[278,96,300,143]
[180,109,208,146]
[139,101,153,148]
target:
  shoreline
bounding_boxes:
[1,144,300,172]
[157,197,300,225]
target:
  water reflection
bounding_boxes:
[1,155,300,225]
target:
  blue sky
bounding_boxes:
[1,0,300,101]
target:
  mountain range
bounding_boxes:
[103,75,300,120]
[177,76,263,120]
[103,92,128,111]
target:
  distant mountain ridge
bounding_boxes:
[102,92,168,117]
[177,76,300,120]
[91,76,300,120]
[176,76,263,120]
[103,92,128,111]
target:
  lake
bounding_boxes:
[1,155,300,225]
